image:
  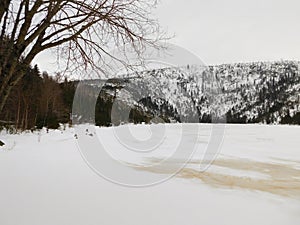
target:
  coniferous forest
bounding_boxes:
[1,60,300,131]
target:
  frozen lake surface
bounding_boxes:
[0,124,300,225]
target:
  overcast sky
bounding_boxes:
[34,0,300,72]
[155,0,300,65]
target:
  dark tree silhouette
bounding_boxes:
[0,0,164,113]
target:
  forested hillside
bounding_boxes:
[82,61,300,125]
[1,60,300,131]
[0,65,76,130]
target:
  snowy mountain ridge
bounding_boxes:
[81,60,300,125]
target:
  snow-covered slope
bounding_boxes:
[83,61,300,125]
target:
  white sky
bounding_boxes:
[34,0,300,73]
[155,0,300,65]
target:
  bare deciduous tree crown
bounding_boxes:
[0,0,164,112]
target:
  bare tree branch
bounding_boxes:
[0,0,166,113]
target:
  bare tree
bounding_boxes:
[0,0,164,113]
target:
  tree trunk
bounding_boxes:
[0,65,26,113]
[0,0,11,25]
[0,85,12,114]
[24,104,28,130]
[15,93,21,129]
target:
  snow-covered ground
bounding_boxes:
[0,124,300,225]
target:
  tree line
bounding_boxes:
[0,63,174,131]
[1,60,300,131]
[0,62,76,131]
[0,0,163,118]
